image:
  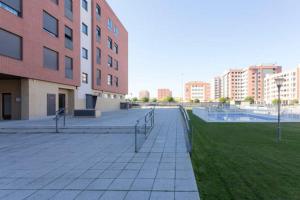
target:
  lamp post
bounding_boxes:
[274,77,285,143]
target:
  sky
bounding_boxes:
[106,0,300,98]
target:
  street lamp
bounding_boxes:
[274,77,285,143]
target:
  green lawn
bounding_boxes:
[188,111,300,200]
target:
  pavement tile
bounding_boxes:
[124,191,150,200]
[87,179,114,190]
[99,191,127,200]
[131,179,154,190]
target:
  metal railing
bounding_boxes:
[54,108,66,133]
[179,105,192,153]
[134,108,155,153]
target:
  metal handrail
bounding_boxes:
[134,108,155,152]
[179,105,192,153]
[54,108,66,133]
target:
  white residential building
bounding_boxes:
[264,67,300,105]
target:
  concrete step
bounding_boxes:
[0,126,135,134]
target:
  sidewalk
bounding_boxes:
[0,108,200,200]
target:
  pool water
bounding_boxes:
[193,108,300,122]
[208,113,277,122]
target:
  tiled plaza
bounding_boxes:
[0,108,199,200]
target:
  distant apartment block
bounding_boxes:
[210,77,221,100]
[221,64,281,103]
[185,81,210,102]
[0,0,128,120]
[264,66,300,105]
[139,90,150,99]
[157,89,172,100]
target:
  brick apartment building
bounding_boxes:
[185,81,210,102]
[0,0,128,120]
[221,64,281,103]
[157,89,172,100]
[139,90,150,99]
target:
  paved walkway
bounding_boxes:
[0,108,200,200]
[0,109,151,128]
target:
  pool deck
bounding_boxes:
[0,108,199,200]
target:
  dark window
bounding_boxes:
[82,0,87,11]
[82,48,88,59]
[65,56,73,79]
[64,0,73,20]
[108,55,112,67]
[43,47,59,70]
[96,69,101,85]
[50,0,59,5]
[96,4,101,20]
[113,43,118,54]
[43,11,58,37]
[65,26,73,50]
[82,23,88,35]
[107,37,112,49]
[115,76,119,87]
[96,26,101,42]
[96,48,101,64]
[0,28,22,60]
[0,0,22,16]
[82,73,88,83]
[114,59,118,70]
[107,74,112,85]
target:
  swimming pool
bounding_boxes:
[193,108,300,122]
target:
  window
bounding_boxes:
[64,26,73,50]
[107,74,112,85]
[0,28,22,60]
[51,0,59,5]
[43,47,58,70]
[108,55,112,67]
[107,37,112,49]
[96,69,101,85]
[82,23,88,35]
[96,4,101,20]
[65,56,73,79]
[107,18,113,30]
[113,43,118,54]
[96,48,101,64]
[82,73,88,83]
[114,59,118,70]
[115,76,119,87]
[0,0,22,16]
[96,26,101,42]
[64,0,73,20]
[43,11,58,37]
[82,0,87,11]
[113,26,119,36]
[82,48,88,59]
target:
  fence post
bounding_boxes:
[55,116,59,133]
[135,120,139,153]
[63,110,66,127]
[144,115,147,136]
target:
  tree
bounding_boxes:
[132,97,138,102]
[272,99,281,105]
[244,96,254,104]
[164,96,175,103]
[151,98,157,103]
[141,97,149,103]
[219,97,230,104]
[194,99,200,103]
[291,99,299,105]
